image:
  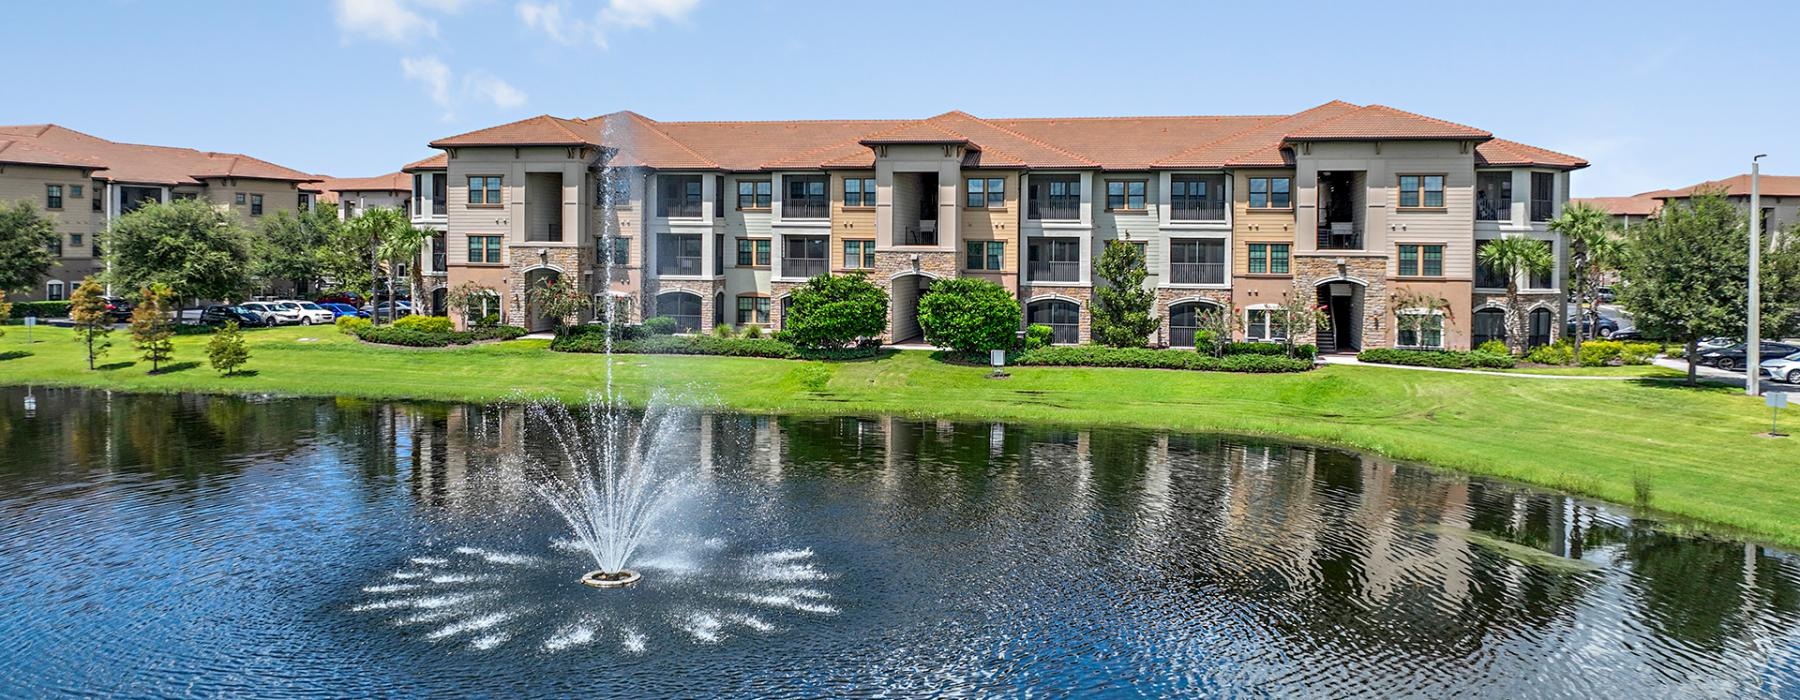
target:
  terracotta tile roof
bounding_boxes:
[0,123,316,185]
[402,153,447,171]
[428,102,1581,172]
[1475,138,1587,170]
[0,137,106,169]
[1573,195,1661,217]
[1654,174,1800,199]
[323,172,411,193]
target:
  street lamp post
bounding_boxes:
[1748,155,1766,397]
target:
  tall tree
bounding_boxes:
[128,283,176,373]
[346,208,417,323]
[1619,190,1800,384]
[1552,202,1622,363]
[320,212,377,304]
[105,199,250,306]
[0,201,60,295]
[1477,236,1555,354]
[68,277,112,370]
[1090,240,1159,347]
[250,204,339,296]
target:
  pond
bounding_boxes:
[1,387,1797,697]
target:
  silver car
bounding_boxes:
[1760,351,1800,385]
[241,301,302,325]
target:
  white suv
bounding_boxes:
[281,300,335,326]
[241,301,302,325]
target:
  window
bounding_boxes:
[843,240,875,269]
[46,280,65,301]
[1528,240,1554,289]
[48,237,62,256]
[1474,240,1507,288]
[468,176,502,205]
[1528,308,1553,348]
[599,236,630,266]
[1028,175,1080,220]
[1473,308,1506,347]
[1477,172,1512,220]
[843,177,876,207]
[44,184,63,209]
[466,235,501,264]
[1027,238,1082,282]
[656,292,702,333]
[71,233,82,248]
[1169,239,1225,284]
[1028,300,1080,344]
[783,236,828,278]
[1245,243,1290,275]
[737,238,771,267]
[601,173,630,206]
[1247,177,1291,209]
[965,241,1004,271]
[70,184,83,199]
[657,233,702,276]
[715,176,725,219]
[657,175,702,218]
[94,190,104,212]
[736,296,770,325]
[783,175,828,218]
[1105,180,1147,211]
[1397,244,1444,277]
[250,194,263,216]
[1397,311,1445,349]
[1530,172,1556,221]
[737,180,772,210]
[779,295,794,329]
[429,234,445,271]
[1246,308,1287,342]
[234,192,246,206]
[413,174,423,216]
[1168,302,1218,348]
[1171,174,1225,220]
[1398,175,1446,209]
[965,177,1005,209]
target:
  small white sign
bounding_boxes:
[1769,392,1790,409]
[22,317,35,327]
[990,349,1006,367]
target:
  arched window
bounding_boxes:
[1167,301,1220,347]
[714,291,725,327]
[1027,299,1080,345]
[778,295,794,329]
[1472,308,1506,347]
[1528,308,1553,349]
[656,292,702,332]
[45,280,65,302]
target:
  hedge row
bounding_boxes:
[1356,348,1517,369]
[353,324,527,347]
[9,301,71,319]
[1013,346,1314,373]
[1524,340,1660,366]
[551,332,880,360]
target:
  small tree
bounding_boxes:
[1194,306,1242,357]
[1389,288,1453,350]
[1273,285,1331,358]
[1477,236,1555,354]
[128,283,177,372]
[524,274,590,338]
[105,199,252,306]
[68,277,112,370]
[1090,240,1159,347]
[207,321,250,376]
[1552,202,1622,364]
[445,281,500,328]
[0,202,60,294]
[917,277,1021,354]
[783,273,889,349]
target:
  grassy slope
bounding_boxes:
[3,326,1796,546]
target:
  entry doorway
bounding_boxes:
[891,274,934,343]
[1315,281,1364,353]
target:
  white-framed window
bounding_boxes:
[1245,306,1286,342]
[46,280,66,301]
[1396,309,1445,349]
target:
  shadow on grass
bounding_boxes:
[220,369,261,378]
[148,361,202,375]
[96,361,137,371]
[0,350,32,361]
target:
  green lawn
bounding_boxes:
[3,325,1796,547]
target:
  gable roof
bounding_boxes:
[0,123,316,185]
[322,172,411,193]
[1573,195,1661,217]
[402,153,447,171]
[426,102,1582,172]
[1654,174,1800,199]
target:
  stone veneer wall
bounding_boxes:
[1473,290,1565,344]
[1022,285,1094,344]
[644,278,726,333]
[505,246,590,330]
[873,251,959,343]
[1152,287,1234,347]
[1293,255,1389,349]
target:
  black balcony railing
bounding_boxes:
[658,256,702,276]
[899,227,937,246]
[784,258,828,279]
[784,202,829,219]
[1170,262,1225,285]
[1171,204,1226,221]
[1032,204,1079,221]
[1317,224,1363,250]
[1028,261,1081,283]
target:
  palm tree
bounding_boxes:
[351,208,421,325]
[376,220,427,324]
[1477,236,1555,354]
[1551,202,1622,363]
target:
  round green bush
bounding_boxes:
[335,316,372,335]
[916,277,1021,353]
[1476,339,1510,356]
[394,314,453,334]
[642,316,679,336]
[1024,324,1054,351]
[783,273,889,350]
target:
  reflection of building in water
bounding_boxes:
[407,403,522,510]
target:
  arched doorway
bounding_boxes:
[1528,307,1553,349]
[429,287,447,317]
[656,291,702,333]
[1167,300,1222,348]
[523,268,561,332]
[1313,279,1365,353]
[1027,298,1081,345]
[890,273,935,343]
[1473,307,1506,347]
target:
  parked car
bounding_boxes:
[99,295,134,323]
[199,305,269,327]
[1700,341,1800,371]
[318,302,369,319]
[280,300,335,325]
[1564,313,1619,339]
[366,301,414,318]
[316,293,364,306]
[1760,351,1800,385]
[1609,328,1645,341]
[1596,286,1616,303]
[1697,337,1737,352]
[241,301,302,326]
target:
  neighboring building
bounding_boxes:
[0,124,317,301]
[322,172,410,221]
[1653,174,1800,241]
[404,153,451,313]
[423,102,1585,351]
[1572,194,1662,229]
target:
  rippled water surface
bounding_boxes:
[2,388,1799,697]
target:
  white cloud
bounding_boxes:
[333,0,448,43]
[465,73,528,109]
[402,56,455,117]
[516,0,699,48]
[403,56,530,119]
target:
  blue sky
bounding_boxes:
[2,0,1793,196]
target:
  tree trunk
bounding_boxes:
[369,242,382,326]
[1506,283,1524,355]
[1686,338,1698,386]
[412,253,426,316]
[388,271,399,324]
[1570,297,1584,367]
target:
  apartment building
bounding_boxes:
[422,101,1585,350]
[403,154,451,311]
[0,124,317,301]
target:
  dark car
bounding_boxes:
[1608,328,1645,341]
[1564,314,1619,339]
[1700,341,1800,371]
[199,305,268,327]
[99,295,133,323]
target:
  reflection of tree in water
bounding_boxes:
[1625,531,1800,651]
[0,389,323,481]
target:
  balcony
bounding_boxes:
[1171,204,1226,222]
[1170,262,1225,285]
[783,202,829,220]
[899,221,937,246]
[1032,204,1079,221]
[658,256,702,277]
[784,258,827,279]
[1316,223,1363,250]
[1028,262,1081,283]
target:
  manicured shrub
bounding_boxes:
[394,314,453,334]
[553,332,796,358]
[352,323,525,347]
[1014,346,1313,373]
[465,325,528,342]
[917,277,1020,353]
[1357,348,1516,369]
[1524,342,1573,365]
[8,300,71,318]
[741,324,764,339]
[1290,344,1318,361]
[782,273,889,349]
[1024,324,1054,351]
[1192,329,1220,357]
[207,321,250,376]
[336,316,372,335]
[642,316,678,336]
[713,323,737,338]
[1222,342,1286,356]
[1476,339,1511,356]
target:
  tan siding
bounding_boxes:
[957,170,1019,274]
[1231,169,1297,278]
